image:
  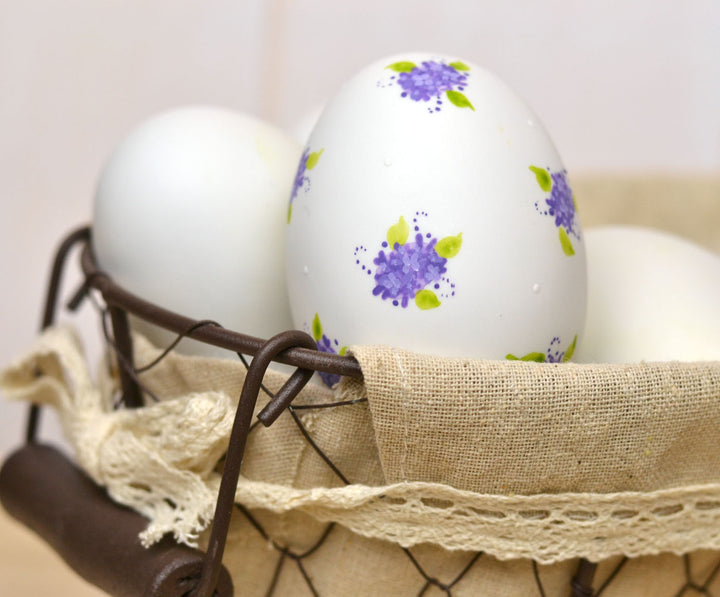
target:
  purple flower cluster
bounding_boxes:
[373,233,448,308]
[506,334,577,363]
[545,337,565,363]
[545,170,578,237]
[290,148,310,203]
[315,334,341,388]
[398,61,468,102]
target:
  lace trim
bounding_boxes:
[234,478,720,563]
[4,326,720,564]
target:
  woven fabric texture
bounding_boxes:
[3,326,720,569]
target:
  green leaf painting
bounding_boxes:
[562,335,578,362]
[559,227,575,256]
[435,233,463,258]
[415,289,441,310]
[506,352,546,363]
[449,61,470,71]
[446,90,475,111]
[312,313,323,342]
[529,165,552,192]
[386,216,410,247]
[386,61,417,73]
[306,148,324,170]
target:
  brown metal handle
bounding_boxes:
[190,330,317,597]
[0,443,233,597]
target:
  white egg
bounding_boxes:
[285,53,586,377]
[93,105,301,358]
[575,226,720,363]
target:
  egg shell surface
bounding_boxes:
[286,53,586,364]
[93,105,301,357]
[575,225,720,363]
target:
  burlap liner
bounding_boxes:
[2,325,720,565]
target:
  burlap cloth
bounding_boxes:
[3,325,720,595]
[2,177,719,595]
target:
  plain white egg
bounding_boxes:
[93,105,301,358]
[285,52,587,378]
[575,226,720,363]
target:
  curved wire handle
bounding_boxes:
[190,330,317,597]
[27,225,91,442]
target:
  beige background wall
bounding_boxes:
[1,0,719,458]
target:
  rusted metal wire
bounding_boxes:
[12,225,720,596]
[593,557,627,596]
[79,239,363,381]
[571,559,598,597]
[672,553,720,597]
[532,560,547,597]
[26,226,91,443]
[189,330,317,597]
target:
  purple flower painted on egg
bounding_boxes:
[531,166,580,256]
[315,334,342,388]
[398,61,468,101]
[356,212,462,310]
[288,147,323,223]
[506,334,578,363]
[290,149,310,202]
[545,171,577,237]
[383,59,474,113]
[310,313,344,388]
[373,234,448,308]
[545,336,567,363]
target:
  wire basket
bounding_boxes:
[2,219,720,597]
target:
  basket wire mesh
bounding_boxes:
[6,225,720,597]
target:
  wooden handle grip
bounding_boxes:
[0,443,233,597]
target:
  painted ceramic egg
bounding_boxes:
[575,226,720,363]
[285,53,586,381]
[93,105,301,358]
